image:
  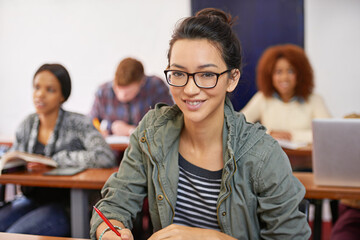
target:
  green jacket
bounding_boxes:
[90,98,311,239]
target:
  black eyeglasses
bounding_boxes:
[164,69,232,89]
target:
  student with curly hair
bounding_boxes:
[241,44,331,143]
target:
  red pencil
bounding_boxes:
[93,206,121,237]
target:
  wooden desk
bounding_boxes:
[293,171,360,240]
[0,232,88,240]
[294,172,360,200]
[0,140,128,152]
[109,143,128,151]
[0,168,118,238]
[283,145,312,170]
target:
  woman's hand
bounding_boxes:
[26,162,52,171]
[148,224,236,240]
[270,130,292,141]
[111,120,135,136]
[96,221,132,240]
[99,228,133,240]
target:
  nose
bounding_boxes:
[183,75,200,95]
[34,88,45,97]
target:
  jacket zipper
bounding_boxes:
[216,155,237,232]
[143,133,175,222]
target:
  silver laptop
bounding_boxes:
[312,119,360,187]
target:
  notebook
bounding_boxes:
[312,119,360,187]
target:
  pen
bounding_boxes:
[93,206,121,237]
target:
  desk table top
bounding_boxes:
[0,168,118,189]
[0,232,88,240]
[294,172,360,200]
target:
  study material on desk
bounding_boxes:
[276,139,308,150]
[312,119,360,187]
[0,232,90,240]
[105,135,130,144]
[43,167,85,176]
[0,151,58,175]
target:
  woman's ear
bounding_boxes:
[226,69,241,92]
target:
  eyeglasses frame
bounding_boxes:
[164,69,233,89]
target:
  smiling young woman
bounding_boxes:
[91,8,311,240]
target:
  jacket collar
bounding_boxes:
[144,97,266,166]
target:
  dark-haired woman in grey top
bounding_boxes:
[0,64,115,237]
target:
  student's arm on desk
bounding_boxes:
[288,129,312,144]
[111,120,135,137]
[52,125,116,169]
[96,220,132,240]
[257,140,311,239]
[90,128,147,239]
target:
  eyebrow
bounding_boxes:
[169,63,219,70]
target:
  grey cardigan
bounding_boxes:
[91,98,311,239]
[11,108,115,168]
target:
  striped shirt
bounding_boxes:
[173,154,222,231]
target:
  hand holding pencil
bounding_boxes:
[94,206,133,240]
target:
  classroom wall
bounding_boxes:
[1,0,359,136]
[0,0,191,137]
[304,0,360,118]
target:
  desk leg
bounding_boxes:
[313,199,323,240]
[70,188,90,238]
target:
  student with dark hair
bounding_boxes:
[0,63,116,236]
[89,57,173,137]
[241,44,331,143]
[90,9,310,240]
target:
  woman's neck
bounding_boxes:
[182,115,224,151]
[279,92,294,103]
[38,109,59,131]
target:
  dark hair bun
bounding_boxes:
[195,8,234,26]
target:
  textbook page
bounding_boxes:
[0,151,58,175]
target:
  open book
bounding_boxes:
[0,151,58,175]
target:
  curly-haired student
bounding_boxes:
[242,44,331,143]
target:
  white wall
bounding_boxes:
[1,0,359,136]
[305,0,360,118]
[0,0,190,136]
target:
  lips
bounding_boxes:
[278,82,290,88]
[34,100,45,108]
[184,99,205,110]
[187,100,202,106]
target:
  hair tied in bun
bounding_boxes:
[195,8,236,26]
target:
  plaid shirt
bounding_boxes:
[89,76,173,132]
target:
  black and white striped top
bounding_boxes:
[173,154,222,231]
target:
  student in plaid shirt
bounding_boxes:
[89,58,173,136]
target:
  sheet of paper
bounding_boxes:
[276,139,308,150]
[105,135,130,144]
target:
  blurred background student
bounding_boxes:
[0,63,116,237]
[241,44,331,144]
[89,57,173,137]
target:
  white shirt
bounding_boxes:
[241,92,331,143]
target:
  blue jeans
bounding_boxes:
[0,197,70,236]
